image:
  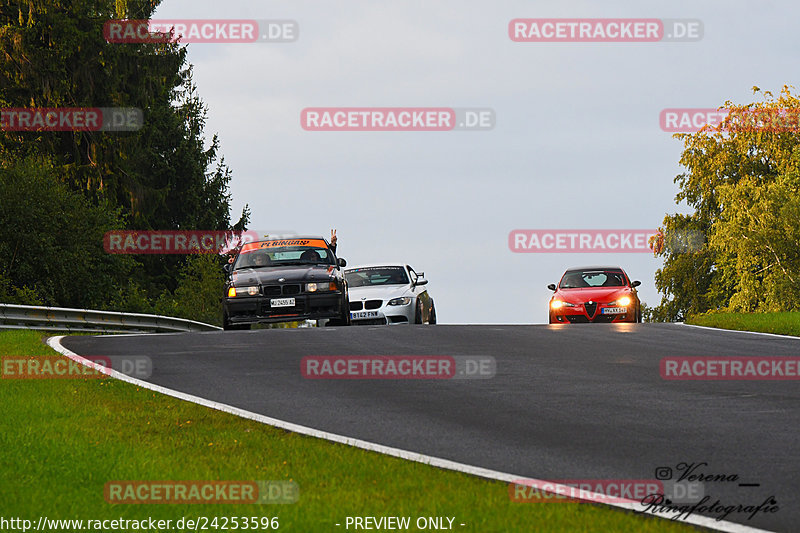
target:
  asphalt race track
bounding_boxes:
[61,324,800,532]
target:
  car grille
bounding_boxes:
[365,300,382,310]
[566,315,589,323]
[584,301,597,318]
[283,284,301,295]
[592,314,617,323]
[353,318,387,326]
[350,301,363,311]
[565,312,619,324]
[262,285,303,296]
[263,285,282,296]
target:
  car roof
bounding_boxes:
[345,263,409,271]
[565,265,626,272]
[250,235,327,243]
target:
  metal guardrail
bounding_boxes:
[0,303,221,333]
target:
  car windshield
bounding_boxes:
[234,243,334,269]
[560,270,626,288]
[346,267,409,287]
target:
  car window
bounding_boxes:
[234,245,333,269]
[560,270,626,288]
[345,267,409,287]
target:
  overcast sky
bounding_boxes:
[151,0,795,323]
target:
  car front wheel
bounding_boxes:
[326,298,352,326]
[414,300,423,324]
[341,299,352,326]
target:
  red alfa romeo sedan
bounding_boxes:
[548,266,641,324]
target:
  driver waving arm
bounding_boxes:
[330,228,338,254]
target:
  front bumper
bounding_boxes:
[550,303,635,324]
[225,291,345,325]
[349,298,414,326]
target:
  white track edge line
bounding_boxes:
[46,335,776,533]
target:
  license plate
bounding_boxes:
[602,307,625,314]
[271,298,295,308]
[351,311,379,319]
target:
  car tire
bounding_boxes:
[429,302,436,325]
[224,321,251,331]
[326,298,352,326]
[223,311,251,330]
[341,298,351,326]
[636,307,642,323]
[223,311,234,331]
[414,300,423,324]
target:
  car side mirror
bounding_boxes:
[338,258,347,267]
[547,283,557,291]
[223,263,231,274]
[631,280,641,288]
[415,279,428,286]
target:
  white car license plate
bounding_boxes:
[352,311,379,319]
[271,298,295,308]
[602,307,625,314]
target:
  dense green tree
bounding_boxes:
[153,254,226,326]
[653,86,800,319]
[0,156,134,308]
[0,0,248,317]
[0,0,247,226]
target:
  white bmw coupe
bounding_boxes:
[344,264,436,325]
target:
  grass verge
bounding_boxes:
[0,330,702,532]
[687,311,800,337]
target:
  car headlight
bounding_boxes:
[550,300,575,309]
[307,282,336,292]
[228,286,259,297]
[388,297,412,306]
[614,296,632,307]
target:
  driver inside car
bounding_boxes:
[300,249,322,263]
[252,253,271,267]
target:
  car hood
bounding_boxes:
[232,265,337,285]
[347,284,410,301]
[555,287,632,303]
